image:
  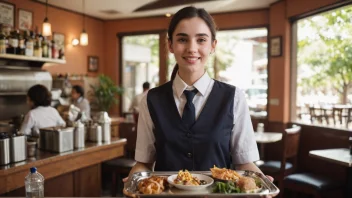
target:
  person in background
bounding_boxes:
[125,6,274,191]
[129,82,150,113]
[71,85,91,119]
[20,84,66,136]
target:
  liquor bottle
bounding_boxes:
[7,30,17,54]
[18,30,25,55]
[0,25,6,54]
[33,39,42,58]
[25,30,34,56]
[25,167,44,198]
[51,40,57,59]
[5,26,11,54]
[47,38,52,58]
[42,37,48,58]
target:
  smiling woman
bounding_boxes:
[126,6,267,181]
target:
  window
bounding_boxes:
[292,5,352,129]
[121,34,159,113]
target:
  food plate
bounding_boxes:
[124,170,279,197]
[167,173,214,191]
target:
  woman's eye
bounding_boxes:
[198,38,207,43]
[177,38,187,43]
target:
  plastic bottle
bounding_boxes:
[25,167,44,198]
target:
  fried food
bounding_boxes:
[174,170,205,186]
[138,176,167,194]
[237,177,257,192]
[210,165,241,181]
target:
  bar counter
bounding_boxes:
[0,138,127,197]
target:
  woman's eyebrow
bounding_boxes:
[176,33,188,37]
[175,33,209,37]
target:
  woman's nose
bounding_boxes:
[187,40,197,53]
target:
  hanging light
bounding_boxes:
[80,0,88,46]
[42,0,52,36]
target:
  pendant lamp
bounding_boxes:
[80,0,88,46]
[42,0,52,36]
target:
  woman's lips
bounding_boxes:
[183,56,200,64]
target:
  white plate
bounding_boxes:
[167,173,214,191]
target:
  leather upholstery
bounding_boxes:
[104,158,136,168]
[259,160,293,174]
[284,173,341,191]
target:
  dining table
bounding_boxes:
[254,132,283,160]
[309,148,352,197]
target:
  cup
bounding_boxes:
[27,141,37,157]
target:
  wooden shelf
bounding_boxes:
[0,54,66,64]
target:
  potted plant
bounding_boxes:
[90,74,124,112]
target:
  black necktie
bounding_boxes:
[182,89,198,127]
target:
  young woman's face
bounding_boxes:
[169,17,216,76]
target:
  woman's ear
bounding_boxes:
[168,40,174,53]
[211,39,217,53]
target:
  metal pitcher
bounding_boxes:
[98,111,111,142]
[74,121,85,148]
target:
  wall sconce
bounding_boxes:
[72,38,79,46]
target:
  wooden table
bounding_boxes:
[0,138,127,197]
[254,132,282,160]
[309,148,352,197]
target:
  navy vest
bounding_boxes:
[147,80,236,171]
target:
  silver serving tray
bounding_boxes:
[124,171,280,197]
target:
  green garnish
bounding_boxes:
[212,181,241,194]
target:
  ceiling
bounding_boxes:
[35,0,279,20]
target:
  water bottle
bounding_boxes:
[25,167,44,198]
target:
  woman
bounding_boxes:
[71,85,91,119]
[20,84,66,136]
[128,6,270,178]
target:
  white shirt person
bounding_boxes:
[19,84,66,136]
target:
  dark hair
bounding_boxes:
[72,85,84,97]
[168,6,217,81]
[27,84,51,108]
[142,82,150,90]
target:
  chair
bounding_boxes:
[283,173,342,198]
[258,126,301,197]
[103,122,137,196]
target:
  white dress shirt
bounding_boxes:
[73,97,91,119]
[135,72,259,165]
[20,106,66,136]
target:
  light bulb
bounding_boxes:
[80,30,88,46]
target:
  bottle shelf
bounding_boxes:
[0,54,66,64]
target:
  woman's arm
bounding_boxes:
[128,162,154,177]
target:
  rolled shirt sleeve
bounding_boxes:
[231,88,260,164]
[134,94,156,163]
[19,112,35,136]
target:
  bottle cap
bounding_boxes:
[30,167,37,173]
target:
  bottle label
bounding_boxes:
[19,40,25,49]
[11,39,18,48]
[26,41,34,49]
[0,40,6,54]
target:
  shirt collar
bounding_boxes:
[173,71,212,98]
[77,97,83,103]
